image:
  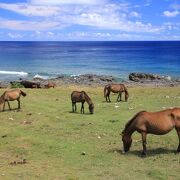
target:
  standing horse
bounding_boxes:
[0,89,26,111]
[71,91,94,114]
[121,108,180,155]
[104,84,129,102]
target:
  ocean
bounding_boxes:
[0,41,179,81]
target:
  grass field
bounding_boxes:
[0,86,179,180]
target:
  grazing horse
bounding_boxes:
[121,108,180,156]
[71,91,94,114]
[44,82,56,89]
[20,81,41,88]
[0,89,26,111]
[104,84,129,102]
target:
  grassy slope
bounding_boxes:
[0,86,179,180]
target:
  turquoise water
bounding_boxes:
[0,41,179,81]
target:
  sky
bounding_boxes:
[0,0,180,41]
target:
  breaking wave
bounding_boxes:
[0,70,28,76]
[33,74,50,80]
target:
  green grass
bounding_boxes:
[0,86,179,180]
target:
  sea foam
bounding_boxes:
[0,70,28,76]
[33,74,49,80]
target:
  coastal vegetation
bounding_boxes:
[0,86,179,179]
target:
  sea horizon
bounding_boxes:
[0,41,179,81]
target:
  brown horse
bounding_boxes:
[44,82,56,89]
[71,91,94,114]
[104,84,129,102]
[0,89,26,111]
[121,108,180,156]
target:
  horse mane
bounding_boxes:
[82,91,93,105]
[20,90,26,97]
[122,111,146,134]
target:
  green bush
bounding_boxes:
[11,82,24,88]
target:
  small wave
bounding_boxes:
[70,74,81,77]
[0,70,28,76]
[33,74,49,80]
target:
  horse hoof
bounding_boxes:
[141,152,146,157]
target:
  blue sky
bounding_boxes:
[0,0,180,40]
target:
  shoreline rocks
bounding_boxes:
[129,72,172,82]
[0,73,180,88]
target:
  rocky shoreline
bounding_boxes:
[0,73,180,88]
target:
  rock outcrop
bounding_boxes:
[129,72,171,82]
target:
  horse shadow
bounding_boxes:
[102,100,126,103]
[1,108,21,112]
[109,148,176,158]
[68,111,92,115]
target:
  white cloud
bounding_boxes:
[0,18,66,30]
[129,11,141,18]
[163,10,179,17]
[0,2,162,34]
[0,3,60,17]
[7,32,23,39]
[170,3,180,10]
[163,22,180,31]
[30,0,106,5]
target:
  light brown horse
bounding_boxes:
[71,91,94,114]
[104,84,129,102]
[0,89,26,111]
[121,108,180,156]
[44,82,56,89]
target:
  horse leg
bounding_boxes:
[75,103,77,112]
[108,92,111,102]
[116,93,120,102]
[120,92,122,101]
[81,102,84,114]
[17,99,20,109]
[7,101,11,110]
[72,102,74,112]
[3,101,5,111]
[175,128,180,152]
[141,132,147,156]
[105,95,108,102]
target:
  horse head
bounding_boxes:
[121,132,132,152]
[89,103,94,114]
[125,93,129,102]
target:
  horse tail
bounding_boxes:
[122,111,146,134]
[104,85,109,97]
[20,90,27,97]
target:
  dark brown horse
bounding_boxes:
[19,80,41,88]
[71,91,94,114]
[121,108,180,155]
[104,84,129,102]
[0,89,26,111]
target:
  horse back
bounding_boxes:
[137,109,178,134]
[110,84,126,93]
[3,89,21,101]
[71,91,85,102]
